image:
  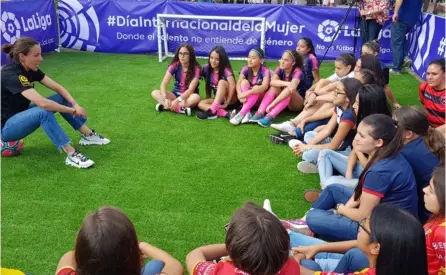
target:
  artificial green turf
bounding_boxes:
[1,51,422,274]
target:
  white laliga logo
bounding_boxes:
[318,20,340,42]
[58,0,99,52]
[1,11,21,44]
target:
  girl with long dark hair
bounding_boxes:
[196,46,237,120]
[393,106,444,223]
[302,114,417,241]
[151,44,201,116]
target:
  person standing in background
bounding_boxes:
[358,0,390,45]
[390,0,422,74]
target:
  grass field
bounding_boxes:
[1,51,422,274]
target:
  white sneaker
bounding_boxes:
[178,107,192,116]
[288,139,302,149]
[65,150,94,168]
[271,121,294,133]
[79,130,110,146]
[263,199,276,216]
[230,111,244,125]
[241,112,252,124]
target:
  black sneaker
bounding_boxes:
[269,133,294,145]
[155,103,164,112]
[196,109,218,120]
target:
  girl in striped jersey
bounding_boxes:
[151,44,201,116]
[196,46,237,120]
[250,50,305,127]
[230,48,271,125]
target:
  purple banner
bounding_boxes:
[58,0,394,61]
[408,13,446,80]
[1,0,59,65]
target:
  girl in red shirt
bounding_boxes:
[423,166,446,275]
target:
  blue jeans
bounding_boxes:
[1,94,86,149]
[302,131,351,164]
[391,21,414,71]
[360,19,382,45]
[289,232,369,272]
[307,184,359,241]
[293,119,330,140]
[141,260,164,275]
[317,150,363,189]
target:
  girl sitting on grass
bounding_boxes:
[151,44,201,116]
[56,206,183,275]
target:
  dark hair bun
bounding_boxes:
[1,43,12,54]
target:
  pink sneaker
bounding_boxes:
[281,219,314,236]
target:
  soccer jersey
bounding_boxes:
[1,62,45,128]
[240,64,271,87]
[315,268,376,275]
[193,257,300,275]
[300,53,319,94]
[201,64,233,90]
[362,153,418,217]
[167,61,201,94]
[425,218,446,275]
[401,137,440,223]
[332,105,356,150]
[274,66,303,83]
[419,82,445,128]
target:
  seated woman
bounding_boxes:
[291,204,428,275]
[151,44,201,116]
[1,37,109,168]
[393,106,444,223]
[55,206,183,275]
[290,78,362,174]
[419,58,445,136]
[196,46,238,120]
[270,53,356,134]
[291,166,444,275]
[304,114,418,241]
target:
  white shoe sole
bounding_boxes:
[79,140,111,146]
[288,139,302,149]
[65,160,94,168]
[271,122,294,133]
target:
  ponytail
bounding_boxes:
[354,114,403,200]
[393,106,445,164]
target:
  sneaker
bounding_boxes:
[269,133,294,145]
[65,150,94,168]
[155,103,164,112]
[225,109,237,120]
[402,58,412,68]
[258,116,273,127]
[303,189,321,203]
[249,113,265,123]
[230,111,244,125]
[389,69,401,75]
[196,109,217,120]
[297,161,318,174]
[178,107,192,116]
[288,139,303,149]
[263,199,276,216]
[281,219,314,236]
[241,112,252,124]
[79,130,110,146]
[271,121,294,133]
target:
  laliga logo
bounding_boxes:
[1,12,21,44]
[409,15,435,77]
[318,20,340,42]
[58,0,100,52]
